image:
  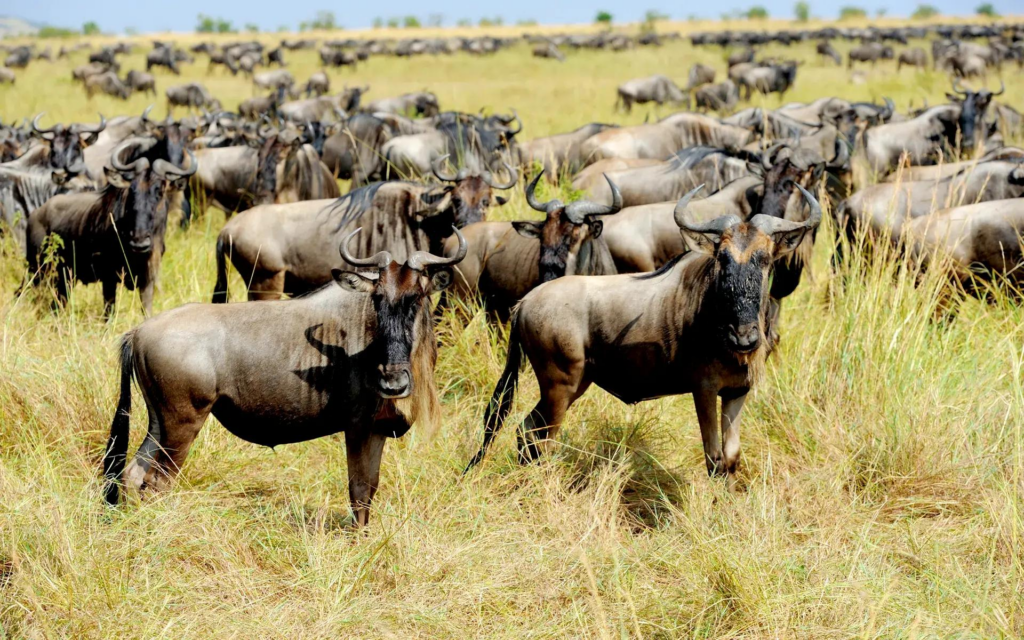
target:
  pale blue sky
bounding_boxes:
[9,0,1000,34]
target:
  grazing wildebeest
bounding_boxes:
[615,75,688,113]
[443,172,622,319]
[579,112,754,165]
[363,92,440,117]
[4,47,31,68]
[24,139,196,316]
[848,42,894,68]
[897,47,928,71]
[320,47,359,69]
[515,123,618,177]
[212,156,511,301]
[125,70,156,96]
[906,198,1024,295]
[102,228,467,527]
[694,81,739,113]
[381,112,521,179]
[0,68,14,85]
[239,87,287,121]
[303,71,330,97]
[84,71,131,100]
[687,63,716,90]
[278,87,366,122]
[73,62,116,82]
[89,47,118,67]
[146,47,180,74]
[166,82,220,112]
[860,105,962,175]
[532,42,565,61]
[464,184,822,477]
[267,46,286,66]
[734,61,799,100]
[253,68,294,91]
[727,47,755,67]
[816,41,841,65]
[184,128,339,223]
[837,159,1024,250]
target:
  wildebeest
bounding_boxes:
[0,68,14,85]
[84,71,131,100]
[906,198,1024,295]
[515,122,617,177]
[838,159,1024,249]
[303,71,330,97]
[101,227,467,527]
[464,184,822,476]
[253,68,294,91]
[321,113,392,186]
[89,47,118,67]
[694,81,740,113]
[239,87,287,121]
[183,128,339,222]
[24,138,196,316]
[687,63,716,90]
[897,47,928,71]
[4,47,32,69]
[727,47,755,67]
[211,159,507,301]
[381,111,521,179]
[166,82,220,112]
[278,87,366,122]
[532,42,565,61]
[320,47,359,69]
[146,46,181,74]
[363,92,440,117]
[578,112,754,166]
[125,70,156,96]
[73,62,116,82]
[860,105,962,174]
[444,172,622,319]
[615,75,688,113]
[816,41,841,65]
[734,61,799,99]
[848,42,894,68]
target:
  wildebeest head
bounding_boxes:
[145,116,197,168]
[32,112,106,185]
[247,126,302,204]
[105,138,197,254]
[414,92,440,117]
[514,170,622,283]
[335,226,467,398]
[301,120,337,156]
[339,85,370,112]
[756,143,828,219]
[947,78,1002,152]
[674,183,822,356]
[428,154,516,227]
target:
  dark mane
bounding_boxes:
[324,181,390,231]
[634,252,688,280]
[670,146,760,171]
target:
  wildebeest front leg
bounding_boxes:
[694,387,725,477]
[102,278,117,318]
[720,389,748,478]
[345,430,387,527]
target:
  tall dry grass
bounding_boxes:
[1,29,1023,638]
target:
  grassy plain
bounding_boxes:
[1,21,1024,638]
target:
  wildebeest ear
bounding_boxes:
[429,268,453,291]
[332,269,375,292]
[588,220,604,239]
[945,93,961,103]
[771,228,809,258]
[495,195,509,206]
[512,220,543,239]
[680,229,719,254]
[104,166,130,188]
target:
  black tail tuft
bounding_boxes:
[212,234,228,304]
[103,333,135,505]
[464,315,524,473]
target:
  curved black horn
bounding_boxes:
[564,174,623,223]
[32,113,57,135]
[951,78,968,96]
[339,228,392,268]
[881,97,894,120]
[407,226,468,270]
[153,149,198,179]
[73,114,107,135]
[753,183,822,233]
[828,136,850,169]
[761,142,786,170]
[524,170,562,213]
[672,184,709,230]
[141,105,154,123]
[110,137,157,173]
[431,154,459,182]
[993,80,1005,97]
[504,109,522,135]
[481,161,517,190]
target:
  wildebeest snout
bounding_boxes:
[129,235,153,253]
[727,322,760,352]
[377,364,412,398]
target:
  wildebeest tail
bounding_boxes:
[103,331,135,505]
[464,313,523,473]
[212,234,229,303]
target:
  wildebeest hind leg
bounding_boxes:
[125,392,211,495]
[345,430,387,527]
[518,378,590,464]
[246,270,286,301]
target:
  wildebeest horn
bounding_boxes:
[407,226,467,271]
[504,109,522,135]
[992,80,1005,97]
[525,171,563,213]
[828,137,850,169]
[564,174,622,223]
[951,78,968,96]
[881,97,894,120]
[751,184,822,233]
[431,154,459,182]
[153,149,198,179]
[32,113,57,134]
[761,142,786,170]
[110,137,157,174]
[672,184,710,230]
[340,228,392,269]
[72,114,107,135]
[481,161,517,190]
[141,105,154,123]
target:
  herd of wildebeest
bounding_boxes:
[1,21,1023,526]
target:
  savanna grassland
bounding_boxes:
[2,19,1024,638]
